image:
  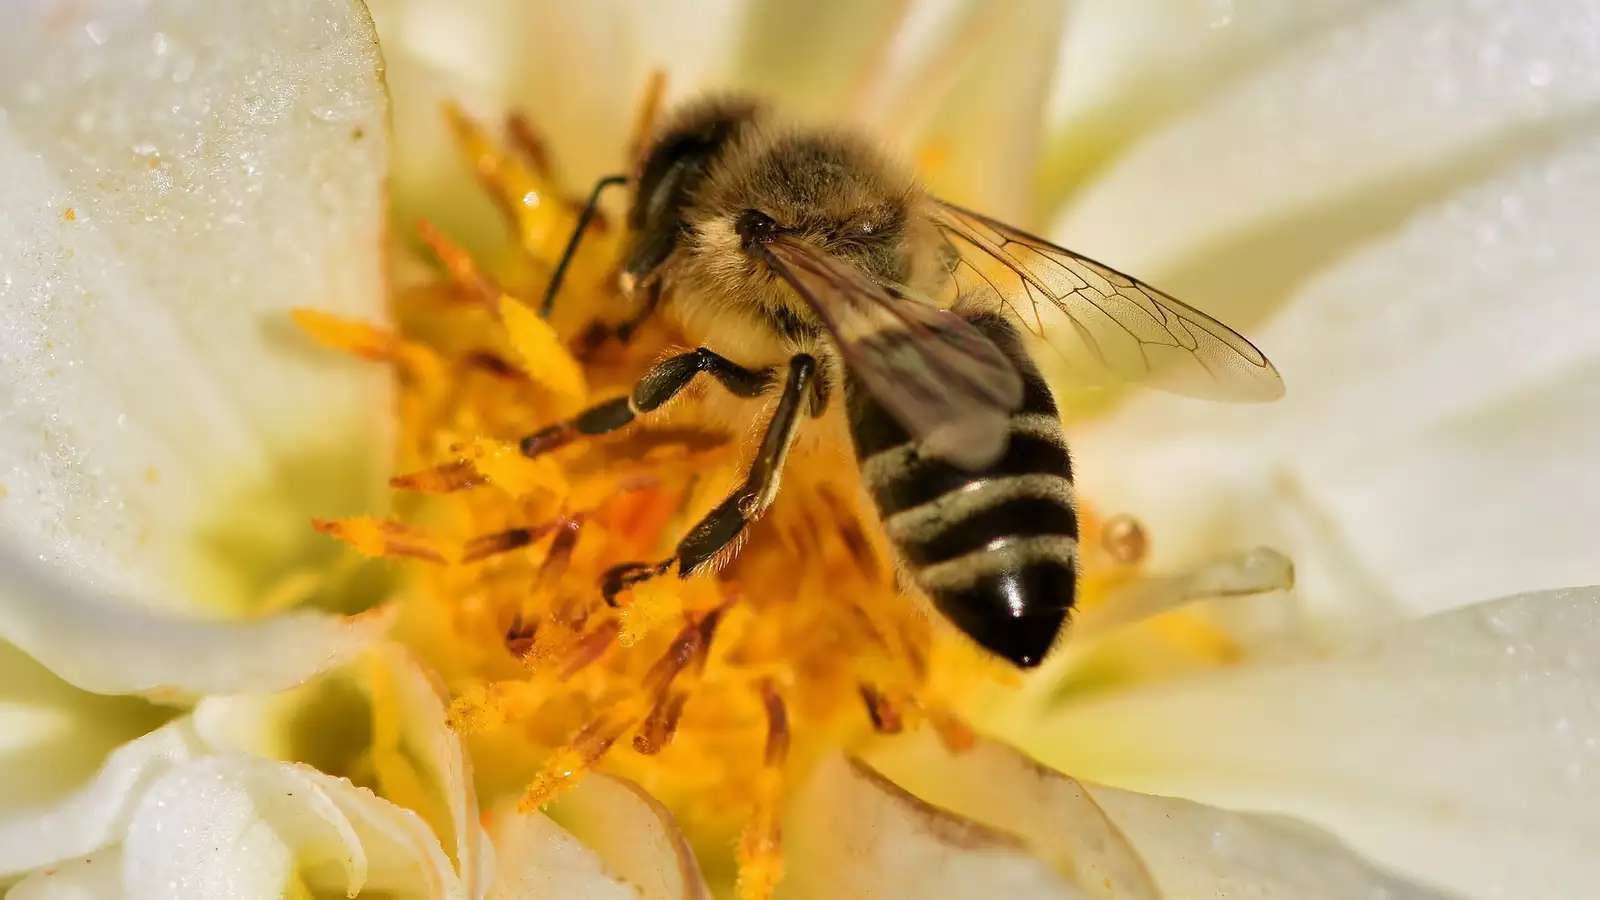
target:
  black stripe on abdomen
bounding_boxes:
[845,313,1078,668]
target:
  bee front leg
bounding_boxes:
[519,347,775,457]
[601,353,818,606]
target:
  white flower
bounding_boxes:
[2,1,1597,899]
[1,1,484,896]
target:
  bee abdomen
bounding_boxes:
[847,314,1076,668]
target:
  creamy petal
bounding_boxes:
[0,719,200,879]
[1072,128,1600,626]
[1055,0,1600,298]
[880,0,1069,222]
[0,0,390,617]
[0,544,389,698]
[191,643,490,894]
[865,730,1160,899]
[367,643,488,898]
[1009,587,1600,900]
[8,847,130,900]
[870,729,1450,900]
[1085,785,1453,900]
[485,802,640,900]
[783,753,1084,899]
[1038,0,1366,208]
[549,773,710,900]
[118,755,467,899]
[0,641,174,814]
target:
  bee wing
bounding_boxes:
[932,200,1284,402]
[761,235,1024,470]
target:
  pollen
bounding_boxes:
[299,91,1254,898]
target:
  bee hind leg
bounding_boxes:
[599,353,818,605]
[519,347,775,458]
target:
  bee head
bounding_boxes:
[681,127,934,316]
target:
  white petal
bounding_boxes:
[0,719,199,879]
[865,730,1161,899]
[0,0,390,616]
[783,753,1084,899]
[192,644,491,894]
[1042,0,1361,155]
[549,773,710,900]
[1009,587,1600,900]
[881,0,1069,221]
[122,755,465,900]
[0,544,390,698]
[0,641,173,818]
[367,643,489,898]
[485,802,640,900]
[869,729,1449,900]
[1073,128,1600,625]
[8,847,130,900]
[1055,0,1600,285]
[1084,785,1452,900]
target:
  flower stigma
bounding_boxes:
[299,81,1282,898]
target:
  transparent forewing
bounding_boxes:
[933,202,1284,402]
[761,236,1024,470]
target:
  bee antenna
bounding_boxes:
[541,173,628,319]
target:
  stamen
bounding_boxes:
[461,350,528,382]
[390,459,485,494]
[737,679,789,900]
[415,218,500,308]
[460,524,546,564]
[632,689,687,755]
[858,683,904,734]
[554,619,619,678]
[291,308,441,384]
[625,69,668,170]
[443,103,573,259]
[504,112,555,180]
[312,517,448,564]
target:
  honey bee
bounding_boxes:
[523,95,1283,668]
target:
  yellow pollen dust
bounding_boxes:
[303,86,1241,898]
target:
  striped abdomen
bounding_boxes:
[846,314,1076,667]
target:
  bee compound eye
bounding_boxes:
[735,209,780,247]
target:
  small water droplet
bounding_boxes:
[151,32,169,56]
[84,21,109,46]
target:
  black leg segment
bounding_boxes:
[520,348,774,458]
[676,353,816,574]
[598,353,818,604]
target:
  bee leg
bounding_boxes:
[599,354,817,605]
[680,354,820,567]
[520,347,775,458]
[675,353,817,575]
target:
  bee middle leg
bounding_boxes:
[601,353,819,606]
[519,347,776,458]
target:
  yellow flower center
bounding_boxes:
[298,86,1251,898]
